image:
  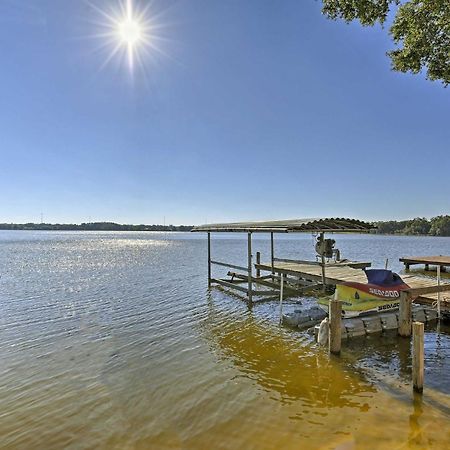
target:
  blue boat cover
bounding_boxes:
[364,269,405,287]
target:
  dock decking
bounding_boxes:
[255,260,450,310]
[400,255,450,271]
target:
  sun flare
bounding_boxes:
[89,0,166,74]
[116,0,144,69]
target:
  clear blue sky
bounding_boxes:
[0,0,448,225]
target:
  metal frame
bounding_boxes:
[205,230,331,305]
[201,218,376,305]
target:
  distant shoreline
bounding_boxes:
[0,215,449,236]
[0,223,193,232]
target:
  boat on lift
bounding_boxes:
[318,269,410,318]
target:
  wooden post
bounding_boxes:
[412,321,424,393]
[270,232,275,275]
[437,265,441,318]
[329,292,342,355]
[279,273,284,325]
[256,251,261,278]
[399,291,412,337]
[207,232,211,287]
[247,232,252,305]
[320,232,326,292]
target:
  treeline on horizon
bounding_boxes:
[375,215,450,237]
[0,222,193,232]
[0,216,449,236]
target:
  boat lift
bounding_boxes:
[192,218,374,305]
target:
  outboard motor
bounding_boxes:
[315,235,336,259]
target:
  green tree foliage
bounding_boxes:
[376,220,408,234]
[321,0,450,85]
[403,217,431,235]
[375,215,450,236]
[429,215,450,236]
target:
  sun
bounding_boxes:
[116,0,144,69]
[118,17,142,46]
[88,0,166,74]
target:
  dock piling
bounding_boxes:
[207,232,211,287]
[256,252,261,278]
[437,265,441,318]
[270,232,275,276]
[412,321,424,393]
[279,274,284,325]
[319,232,327,293]
[329,292,342,355]
[247,232,253,306]
[399,291,412,337]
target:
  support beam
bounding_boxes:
[211,278,248,293]
[407,284,450,296]
[412,321,424,393]
[270,232,274,275]
[227,271,318,295]
[320,232,326,292]
[207,232,211,287]
[274,257,322,266]
[210,260,249,272]
[272,257,371,270]
[252,290,280,296]
[329,294,342,355]
[437,265,441,318]
[279,273,285,324]
[256,252,261,278]
[399,291,412,337]
[247,232,253,305]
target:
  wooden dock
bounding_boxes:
[192,218,450,315]
[255,260,450,311]
[193,218,450,394]
[400,255,450,271]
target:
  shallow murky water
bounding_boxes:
[0,231,449,449]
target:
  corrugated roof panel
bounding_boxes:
[192,218,375,233]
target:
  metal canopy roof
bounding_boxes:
[191,218,375,233]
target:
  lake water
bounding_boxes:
[0,231,449,449]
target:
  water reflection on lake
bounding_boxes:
[0,231,449,449]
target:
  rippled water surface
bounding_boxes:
[0,231,449,449]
